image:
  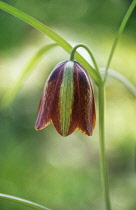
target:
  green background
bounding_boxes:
[0,0,136,210]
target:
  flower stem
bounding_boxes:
[0,193,51,210]
[104,0,136,82]
[70,44,102,81]
[98,83,112,210]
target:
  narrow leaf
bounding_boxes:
[103,0,136,81]
[0,1,100,84]
[101,68,136,97]
[0,193,52,210]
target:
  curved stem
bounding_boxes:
[0,193,51,210]
[70,44,102,80]
[101,68,136,97]
[104,0,136,82]
[98,83,112,210]
[0,1,100,84]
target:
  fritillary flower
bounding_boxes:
[35,61,96,136]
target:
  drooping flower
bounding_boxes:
[35,61,96,136]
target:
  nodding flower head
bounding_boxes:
[35,61,96,137]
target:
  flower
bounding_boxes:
[35,61,96,136]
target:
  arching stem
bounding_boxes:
[70,44,102,81]
[70,44,112,210]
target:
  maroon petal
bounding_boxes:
[74,62,96,136]
[51,61,78,136]
[35,62,66,130]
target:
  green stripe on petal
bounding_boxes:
[59,61,74,136]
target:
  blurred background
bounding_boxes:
[0,0,136,210]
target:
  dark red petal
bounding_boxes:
[35,62,66,130]
[51,61,78,136]
[74,62,96,136]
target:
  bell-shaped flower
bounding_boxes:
[35,61,96,136]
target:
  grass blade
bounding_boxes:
[0,193,52,210]
[101,68,136,97]
[0,1,100,84]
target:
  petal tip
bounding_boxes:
[34,125,40,131]
[77,127,94,136]
[34,122,44,131]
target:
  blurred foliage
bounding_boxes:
[0,0,136,210]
